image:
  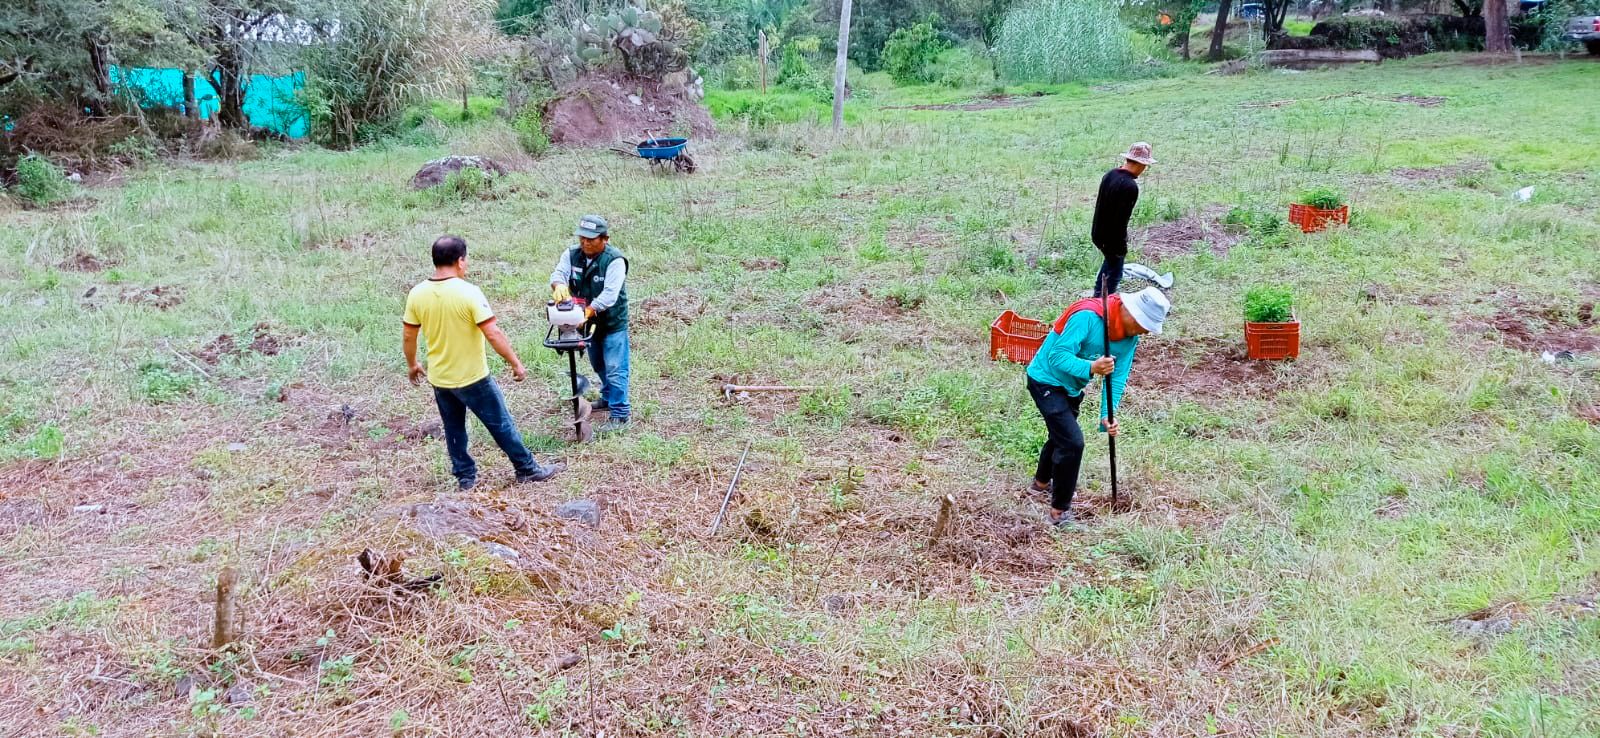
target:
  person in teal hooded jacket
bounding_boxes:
[1026,286,1171,528]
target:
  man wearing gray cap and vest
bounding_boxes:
[1025,286,1170,529]
[551,215,631,433]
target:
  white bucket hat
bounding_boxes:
[1123,141,1156,166]
[1124,286,1170,335]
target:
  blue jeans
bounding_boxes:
[588,327,631,420]
[432,376,538,482]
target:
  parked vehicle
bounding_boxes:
[1238,2,1264,20]
[1569,15,1600,55]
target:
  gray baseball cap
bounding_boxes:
[575,215,608,239]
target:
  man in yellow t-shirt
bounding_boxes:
[403,235,563,490]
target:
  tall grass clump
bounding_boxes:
[995,0,1139,83]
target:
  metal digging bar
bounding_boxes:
[710,441,753,536]
[1101,275,1120,507]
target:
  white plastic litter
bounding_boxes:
[1514,186,1535,202]
[1123,262,1175,290]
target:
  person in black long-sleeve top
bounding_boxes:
[1090,142,1156,297]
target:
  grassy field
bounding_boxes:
[2,55,1599,737]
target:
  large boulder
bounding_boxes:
[409,155,508,190]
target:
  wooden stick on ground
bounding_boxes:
[212,566,238,651]
[929,494,957,545]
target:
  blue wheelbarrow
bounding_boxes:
[635,137,697,174]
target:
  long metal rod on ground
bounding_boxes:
[1100,275,1120,506]
[721,384,822,400]
[710,441,753,536]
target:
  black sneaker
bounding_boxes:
[591,399,610,412]
[597,418,630,434]
[515,462,565,484]
[458,477,478,491]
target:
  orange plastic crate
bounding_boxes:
[1245,320,1300,360]
[990,310,1049,363]
[1288,203,1349,233]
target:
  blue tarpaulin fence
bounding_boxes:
[108,66,309,139]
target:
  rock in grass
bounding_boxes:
[225,683,252,705]
[555,499,600,527]
[409,156,508,190]
[478,541,521,561]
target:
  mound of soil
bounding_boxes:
[60,251,110,272]
[1135,209,1245,262]
[545,76,714,146]
[409,156,508,190]
[195,323,288,364]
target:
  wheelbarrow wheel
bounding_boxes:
[674,154,697,174]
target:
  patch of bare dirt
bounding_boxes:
[740,256,783,271]
[1577,405,1600,426]
[1388,94,1446,107]
[0,493,56,534]
[886,93,1043,112]
[1135,209,1245,262]
[1460,293,1600,354]
[633,288,707,327]
[1134,337,1286,397]
[118,285,184,310]
[805,283,910,316]
[60,251,111,272]
[545,75,714,146]
[1390,161,1486,183]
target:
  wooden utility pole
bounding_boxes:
[832,0,853,133]
[758,30,770,94]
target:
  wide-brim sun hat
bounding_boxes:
[1125,286,1170,335]
[1123,141,1156,166]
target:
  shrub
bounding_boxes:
[1244,285,1295,323]
[299,0,484,149]
[995,0,1140,83]
[882,22,949,85]
[513,106,550,157]
[777,41,816,86]
[777,65,833,104]
[13,154,75,207]
[1296,186,1345,209]
[926,46,994,87]
[709,57,761,90]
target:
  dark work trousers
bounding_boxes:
[1093,247,1125,297]
[1028,376,1087,512]
[432,376,539,483]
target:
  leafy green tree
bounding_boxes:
[881,20,947,84]
[495,0,548,36]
